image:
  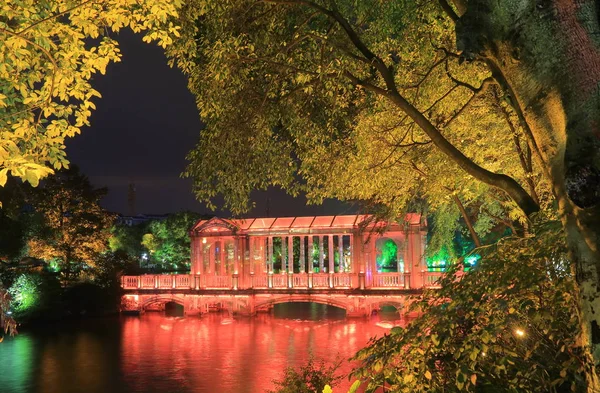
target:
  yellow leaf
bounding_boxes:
[348,380,361,393]
[425,370,432,380]
[0,168,7,186]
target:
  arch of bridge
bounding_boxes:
[140,294,185,310]
[253,294,354,311]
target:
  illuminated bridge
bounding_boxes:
[120,214,445,317]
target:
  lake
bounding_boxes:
[1,304,404,393]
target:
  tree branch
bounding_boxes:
[16,0,97,36]
[0,28,58,105]
[385,87,539,215]
[492,89,540,205]
[450,0,467,16]
[264,0,540,216]
[411,161,481,247]
[438,0,459,22]
[452,194,482,248]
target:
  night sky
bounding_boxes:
[66,31,350,218]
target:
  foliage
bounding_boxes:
[377,238,397,271]
[351,221,585,393]
[7,272,61,322]
[0,0,183,188]
[0,210,26,263]
[109,221,149,259]
[91,250,139,289]
[0,177,31,263]
[26,166,113,281]
[143,212,204,270]
[0,285,17,338]
[8,272,41,313]
[267,357,344,393]
[166,0,545,252]
[141,233,158,255]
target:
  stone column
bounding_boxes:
[220,240,226,276]
[349,234,354,273]
[209,241,216,274]
[396,236,404,273]
[328,234,334,274]
[299,236,305,273]
[281,236,287,273]
[268,236,274,273]
[233,238,239,274]
[318,235,324,272]
[308,236,314,273]
[249,237,255,275]
[197,240,204,275]
[190,238,197,274]
[288,236,294,273]
[338,235,344,272]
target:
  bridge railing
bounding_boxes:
[203,275,232,289]
[423,271,444,288]
[252,274,269,288]
[175,274,191,289]
[372,273,404,288]
[293,274,308,288]
[141,275,155,289]
[272,274,287,288]
[121,271,451,290]
[122,276,139,289]
[332,273,352,288]
[312,273,329,288]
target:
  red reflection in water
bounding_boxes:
[120,307,406,392]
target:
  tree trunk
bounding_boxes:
[457,1,600,391]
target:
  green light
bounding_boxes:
[8,274,41,313]
[376,239,398,272]
[465,255,480,265]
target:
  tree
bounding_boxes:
[268,358,344,393]
[353,221,582,393]
[27,166,113,281]
[109,221,150,260]
[6,271,62,323]
[143,211,205,270]
[0,0,182,188]
[165,1,600,389]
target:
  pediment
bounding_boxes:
[191,217,239,234]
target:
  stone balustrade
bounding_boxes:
[121,271,445,291]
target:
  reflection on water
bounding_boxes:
[1,303,407,393]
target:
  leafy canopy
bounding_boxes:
[26,166,114,280]
[167,0,545,250]
[0,0,182,187]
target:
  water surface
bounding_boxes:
[2,304,403,393]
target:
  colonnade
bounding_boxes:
[192,234,355,276]
[188,215,428,290]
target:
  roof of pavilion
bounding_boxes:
[190,214,424,234]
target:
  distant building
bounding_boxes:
[116,214,169,226]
